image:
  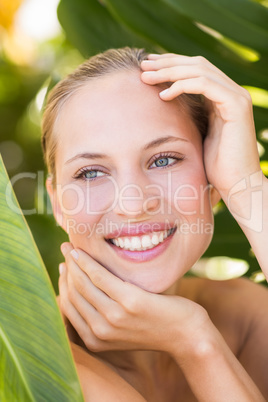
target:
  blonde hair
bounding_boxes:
[41,47,208,184]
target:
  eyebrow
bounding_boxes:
[65,152,107,165]
[143,135,188,151]
[64,135,188,165]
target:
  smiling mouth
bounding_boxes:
[106,227,176,252]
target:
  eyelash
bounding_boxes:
[72,166,107,181]
[73,152,185,181]
[148,152,185,170]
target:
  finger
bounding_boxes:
[60,256,116,350]
[141,65,240,95]
[146,53,221,71]
[61,241,74,257]
[61,241,114,306]
[147,53,180,60]
[143,55,208,69]
[70,248,141,304]
[67,275,106,327]
[58,260,93,343]
[141,55,242,90]
[158,76,244,116]
[65,251,116,315]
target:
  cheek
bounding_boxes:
[155,165,210,219]
[172,171,210,218]
[59,180,117,237]
[59,180,117,217]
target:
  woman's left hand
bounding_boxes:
[59,242,210,354]
[140,54,262,203]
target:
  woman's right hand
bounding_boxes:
[58,242,210,356]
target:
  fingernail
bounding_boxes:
[60,244,68,256]
[142,70,156,74]
[59,263,65,275]
[71,249,79,260]
[141,60,154,64]
[160,89,169,97]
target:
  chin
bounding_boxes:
[129,279,178,295]
[115,268,183,295]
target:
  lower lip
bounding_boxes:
[106,230,176,263]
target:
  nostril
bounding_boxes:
[143,194,162,213]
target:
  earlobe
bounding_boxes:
[209,185,221,208]
[46,176,66,231]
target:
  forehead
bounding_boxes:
[55,70,199,158]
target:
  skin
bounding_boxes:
[47,53,268,401]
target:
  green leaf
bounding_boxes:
[104,0,268,87]
[58,0,268,87]
[205,206,261,276]
[162,0,268,54]
[105,0,235,56]
[0,155,84,401]
[57,0,154,57]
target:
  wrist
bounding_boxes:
[221,170,266,230]
[170,314,265,402]
[167,305,217,361]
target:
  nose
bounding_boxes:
[112,178,161,219]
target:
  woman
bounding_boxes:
[42,48,268,401]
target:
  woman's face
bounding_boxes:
[51,70,214,293]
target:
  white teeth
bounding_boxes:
[114,238,119,247]
[141,235,151,248]
[110,229,174,251]
[124,238,132,250]
[118,237,124,248]
[151,234,160,246]
[131,237,141,249]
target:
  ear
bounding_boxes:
[209,185,221,208]
[46,176,67,232]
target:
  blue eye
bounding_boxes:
[154,157,169,167]
[85,170,98,179]
[151,156,176,168]
[149,153,185,169]
[73,168,107,181]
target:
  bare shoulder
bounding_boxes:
[200,276,268,332]
[180,275,268,326]
[181,276,268,398]
[70,343,146,402]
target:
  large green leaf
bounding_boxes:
[57,0,154,57]
[104,0,268,86]
[58,0,268,87]
[0,155,84,401]
[163,0,268,54]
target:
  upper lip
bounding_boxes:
[105,222,177,239]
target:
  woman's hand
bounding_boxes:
[59,242,209,354]
[59,242,266,401]
[140,53,263,203]
[140,53,268,279]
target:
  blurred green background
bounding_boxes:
[0,0,267,292]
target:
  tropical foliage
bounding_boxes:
[0,155,84,401]
[0,0,267,399]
